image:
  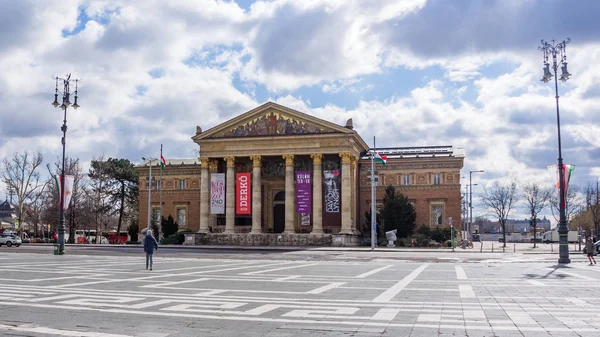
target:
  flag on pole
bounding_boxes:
[53,174,75,210]
[160,155,166,169]
[374,152,387,166]
[547,164,575,209]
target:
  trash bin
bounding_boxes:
[53,244,60,255]
[385,230,398,248]
[453,240,457,248]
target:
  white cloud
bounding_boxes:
[0,0,599,224]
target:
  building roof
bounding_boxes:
[360,146,465,160]
[139,158,200,167]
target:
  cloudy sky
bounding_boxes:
[1,0,599,221]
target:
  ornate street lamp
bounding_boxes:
[539,38,571,264]
[52,74,79,255]
[466,170,483,249]
[142,157,158,233]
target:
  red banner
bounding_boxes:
[236,173,251,214]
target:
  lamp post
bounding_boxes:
[467,170,484,249]
[142,157,158,233]
[52,74,80,255]
[539,38,572,264]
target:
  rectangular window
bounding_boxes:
[176,208,187,228]
[403,175,410,185]
[179,179,185,190]
[156,180,161,191]
[433,174,441,185]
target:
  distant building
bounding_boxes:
[136,102,465,245]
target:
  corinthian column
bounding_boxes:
[224,156,235,234]
[310,154,323,234]
[283,154,295,233]
[199,157,210,233]
[250,155,262,234]
[339,152,354,234]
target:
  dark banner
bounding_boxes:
[295,171,311,213]
[323,170,340,213]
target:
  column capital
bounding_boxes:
[249,155,262,167]
[310,153,323,165]
[282,154,295,166]
[209,160,218,172]
[224,156,235,168]
[339,152,354,164]
[199,157,210,169]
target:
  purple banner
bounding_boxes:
[295,171,312,213]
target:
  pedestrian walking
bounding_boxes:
[585,237,596,266]
[144,230,159,270]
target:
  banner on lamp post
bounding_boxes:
[210,173,225,214]
[54,174,75,211]
[236,173,251,215]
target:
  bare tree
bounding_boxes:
[481,180,519,247]
[0,151,44,237]
[522,182,552,248]
[549,185,584,229]
[46,158,88,243]
[23,181,50,237]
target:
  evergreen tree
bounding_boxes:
[161,214,179,238]
[381,185,416,239]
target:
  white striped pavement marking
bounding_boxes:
[372,264,429,303]
[306,282,346,294]
[355,265,393,278]
[241,263,320,275]
[455,266,467,280]
[0,324,133,337]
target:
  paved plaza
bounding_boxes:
[0,250,599,337]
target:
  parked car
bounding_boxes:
[0,233,22,247]
[583,240,600,254]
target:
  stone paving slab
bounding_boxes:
[0,252,599,336]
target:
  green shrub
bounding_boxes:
[416,224,431,237]
[397,237,411,247]
[421,239,430,247]
[161,229,192,245]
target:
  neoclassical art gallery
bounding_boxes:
[137,102,464,246]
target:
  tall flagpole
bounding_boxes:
[371,136,376,249]
[159,144,163,234]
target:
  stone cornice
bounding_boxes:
[359,184,461,191]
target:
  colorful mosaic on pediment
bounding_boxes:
[223,112,322,137]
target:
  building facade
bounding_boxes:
[137,102,464,244]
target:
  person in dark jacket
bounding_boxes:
[144,230,159,270]
[585,237,596,266]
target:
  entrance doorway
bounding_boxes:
[273,191,285,233]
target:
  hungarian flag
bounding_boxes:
[160,155,166,169]
[374,152,387,166]
[547,164,575,209]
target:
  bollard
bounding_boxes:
[551,243,553,253]
[492,243,494,252]
[514,244,516,252]
[480,242,483,253]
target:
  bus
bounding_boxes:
[106,231,129,244]
[73,230,109,244]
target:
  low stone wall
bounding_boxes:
[183,233,362,247]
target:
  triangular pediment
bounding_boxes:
[193,102,354,140]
